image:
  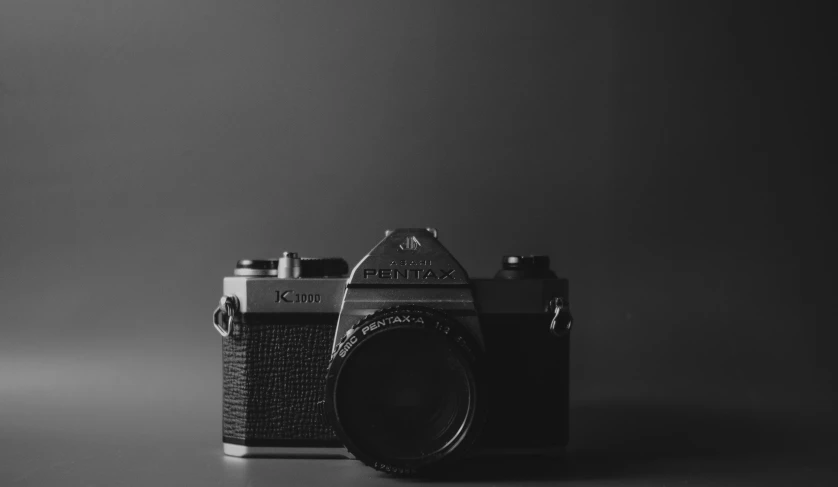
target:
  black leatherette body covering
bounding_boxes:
[222,316,338,444]
[479,314,569,449]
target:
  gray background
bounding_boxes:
[1,1,835,485]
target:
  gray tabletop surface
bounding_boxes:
[2,345,836,487]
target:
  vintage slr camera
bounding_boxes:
[213,228,572,475]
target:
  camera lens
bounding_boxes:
[338,329,468,457]
[325,307,485,474]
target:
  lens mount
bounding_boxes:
[325,306,486,475]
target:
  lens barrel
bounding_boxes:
[325,306,485,475]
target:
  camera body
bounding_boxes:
[215,228,571,472]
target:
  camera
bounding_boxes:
[213,228,572,475]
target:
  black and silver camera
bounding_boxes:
[213,228,572,475]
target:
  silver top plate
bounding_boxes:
[223,277,346,313]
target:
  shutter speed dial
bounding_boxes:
[495,255,557,279]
